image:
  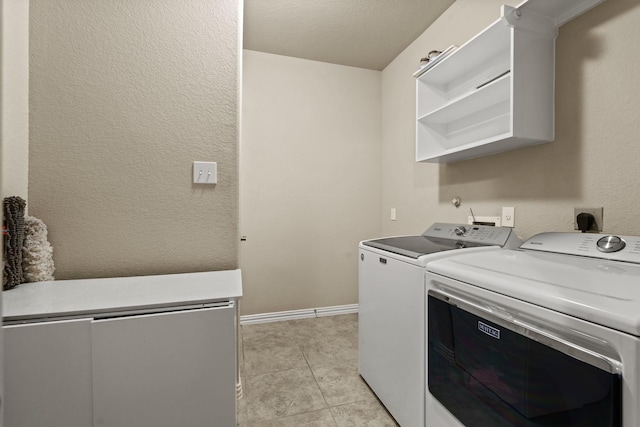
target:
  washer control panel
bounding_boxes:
[521,232,640,263]
[423,223,520,247]
[454,226,467,236]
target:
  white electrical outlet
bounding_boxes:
[193,161,217,184]
[501,207,515,228]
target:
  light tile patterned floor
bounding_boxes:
[237,314,399,426]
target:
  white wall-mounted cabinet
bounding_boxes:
[416,0,605,163]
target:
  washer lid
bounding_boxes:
[427,249,640,336]
[362,223,520,259]
[362,235,471,259]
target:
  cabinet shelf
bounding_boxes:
[421,22,510,91]
[417,103,511,160]
[415,0,606,163]
[418,73,510,125]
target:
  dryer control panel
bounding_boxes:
[521,232,640,264]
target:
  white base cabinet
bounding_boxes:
[92,306,236,427]
[4,319,94,427]
[2,271,242,427]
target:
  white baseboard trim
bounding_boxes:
[240,303,358,325]
[315,304,359,317]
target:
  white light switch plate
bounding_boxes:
[193,161,217,184]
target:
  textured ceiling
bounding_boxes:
[243,0,456,71]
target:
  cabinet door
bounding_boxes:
[4,319,93,427]
[91,305,236,427]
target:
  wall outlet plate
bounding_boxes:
[501,206,515,228]
[574,207,603,232]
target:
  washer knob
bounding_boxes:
[597,235,626,253]
[454,226,467,236]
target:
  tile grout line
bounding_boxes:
[294,317,341,426]
[243,319,323,424]
[240,315,380,426]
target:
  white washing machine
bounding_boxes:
[425,232,640,427]
[358,223,521,427]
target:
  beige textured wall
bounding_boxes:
[382,0,640,240]
[1,0,28,201]
[28,0,240,279]
[240,50,381,315]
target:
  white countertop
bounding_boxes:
[3,269,242,322]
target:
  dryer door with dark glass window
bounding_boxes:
[427,291,622,427]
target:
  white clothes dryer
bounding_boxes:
[425,232,640,427]
[358,223,521,427]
